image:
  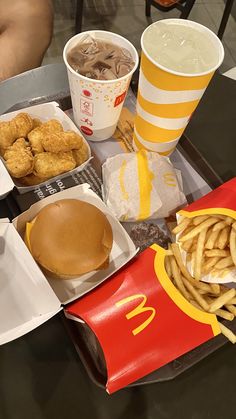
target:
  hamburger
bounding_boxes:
[25,199,113,279]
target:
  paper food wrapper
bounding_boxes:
[66,244,220,394]
[102,150,186,221]
[177,177,236,284]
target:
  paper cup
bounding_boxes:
[133,127,178,155]
[133,132,175,156]
[63,30,139,141]
[134,19,224,154]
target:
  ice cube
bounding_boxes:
[67,38,134,80]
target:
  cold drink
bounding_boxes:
[133,19,224,155]
[142,21,220,74]
[67,37,135,80]
[63,30,138,141]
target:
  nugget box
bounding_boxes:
[0,102,92,197]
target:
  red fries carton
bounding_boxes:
[179,178,236,218]
[177,177,236,284]
[66,244,220,393]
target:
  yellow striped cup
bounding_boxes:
[133,127,178,156]
[134,19,224,154]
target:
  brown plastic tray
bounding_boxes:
[2,87,231,389]
[62,314,236,388]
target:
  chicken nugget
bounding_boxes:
[20,173,48,186]
[72,142,89,166]
[13,137,29,148]
[42,119,63,132]
[28,127,45,154]
[28,119,64,154]
[3,138,29,160]
[42,131,83,153]
[32,118,42,129]
[12,113,34,138]
[5,152,33,178]
[33,151,76,178]
[0,147,6,157]
[0,113,33,149]
[4,143,34,178]
[0,120,18,149]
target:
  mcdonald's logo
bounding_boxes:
[115,294,156,336]
[114,91,126,107]
[163,172,177,187]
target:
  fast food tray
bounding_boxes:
[1,88,233,389]
[62,312,236,388]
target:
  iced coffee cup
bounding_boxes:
[133,19,224,155]
[63,30,139,141]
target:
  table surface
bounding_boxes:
[185,72,236,183]
[1,68,236,419]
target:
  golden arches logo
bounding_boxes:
[163,172,177,187]
[115,294,156,336]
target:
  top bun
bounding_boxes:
[27,199,113,278]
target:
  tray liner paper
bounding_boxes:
[66,244,220,393]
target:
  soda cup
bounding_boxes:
[63,30,139,141]
[133,19,224,155]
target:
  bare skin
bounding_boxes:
[0,0,53,81]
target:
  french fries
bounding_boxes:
[172,217,191,235]
[169,256,190,301]
[192,215,209,226]
[215,256,233,269]
[166,212,236,344]
[208,289,236,313]
[217,226,230,250]
[205,229,219,250]
[230,229,236,267]
[202,256,220,275]
[194,228,207,281]
[179,217,219,242]
[219,323,236,344]
[181,276,209,311]
[212,221,228,232]
[214,309,234,322]
[205,249,230,258]
[173,213,236,281]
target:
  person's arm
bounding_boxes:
[0,0,53,81]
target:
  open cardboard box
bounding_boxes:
[0,184,137,345]
[0,159,14,200]
[0,102,92,198]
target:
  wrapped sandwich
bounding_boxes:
[102,150,186,221]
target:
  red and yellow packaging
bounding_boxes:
[66,244,220,393]
[178,178,236,219]
[66,178,236,393]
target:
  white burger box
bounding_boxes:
[0,183,137,345]
[0,159,14,200]
[0,102,92,198]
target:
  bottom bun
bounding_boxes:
[41,256,110,280]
